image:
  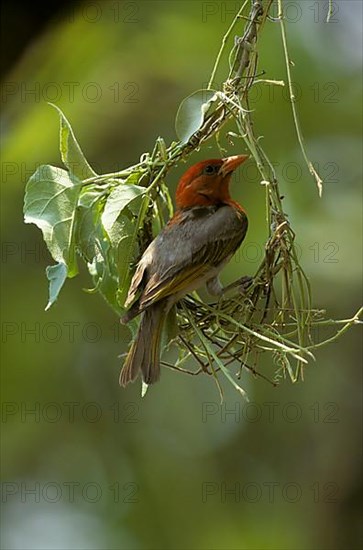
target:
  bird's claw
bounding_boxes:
[222,275,254,296]
[237,275,254,293]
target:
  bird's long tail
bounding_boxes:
[119,303,165,387]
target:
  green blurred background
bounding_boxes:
[1,1,362,549]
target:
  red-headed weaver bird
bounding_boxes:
[120,155,249,386]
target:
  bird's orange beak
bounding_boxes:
[219,155,249,177]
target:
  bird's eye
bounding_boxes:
[202,164,219,175]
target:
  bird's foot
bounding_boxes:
[222,275,254,295]
[237,275,254,291]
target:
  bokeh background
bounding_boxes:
[1,1,362,549]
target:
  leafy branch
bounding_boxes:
[23,0,362,399]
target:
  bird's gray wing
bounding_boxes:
[132,205,248,310]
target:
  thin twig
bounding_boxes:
[277,0,324,196]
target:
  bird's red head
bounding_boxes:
[175,155,248,210]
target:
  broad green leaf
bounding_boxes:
[127,193,147,217]
[117,194,151,307]
[106,213,134,248]
[95,258,119,311]
[24,165,82,276]
[76,183,109,263]
[76,197,104,264]
[45,262,68,311]
[78,187,105,208]
[100,215,134,311]
[114,233,134,305]
[175,89,218,144]
[87,254,119,312]
[78,204,131,315]
[49,103,97,181]
[91,233,122,314]
[75,179,142,313]
[102,183,145,236]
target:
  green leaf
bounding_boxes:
[78,187,105,209]
[24,165,82,276]
[49,103,97,180]
[106,212,134,246]
[93,253,119,310]
[114,233,134,305]
[76,197,131,315]
[98,215,135,312]
[77,197,120,311]
[45,262,68,311]
[117,194,151,307]
[76,196,104,264]
[175,89,218,144]
[74,178,144,313]
[102,183,145,236]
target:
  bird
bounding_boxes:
[119,155,249,387]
